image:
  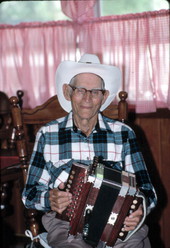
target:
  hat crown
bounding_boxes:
[56,53,121,112]
[78,54,100,64]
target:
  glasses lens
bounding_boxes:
[75,88,86,95]
[70,85,105,98]
[91,89,102,97]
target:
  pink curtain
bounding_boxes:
[61,0,97,23]
[0,21,77,108]
[78,10,170,113]
[0,7,169,113]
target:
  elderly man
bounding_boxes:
[23,54,157,248]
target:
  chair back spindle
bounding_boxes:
[10,96,28,184]
[118,91,128,122]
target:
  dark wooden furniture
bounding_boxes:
[0,91,25,248]
[0,91,14,150]
[9,91,128,240]
[0,153,22,217]
[0,90,24,228]
[1,91,23,215]
[0,90,24,150]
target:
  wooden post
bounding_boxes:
[10,96,40,241]
[118,91,128,122]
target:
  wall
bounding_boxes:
[129,109,170,248]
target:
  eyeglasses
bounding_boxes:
[69,85,106,98]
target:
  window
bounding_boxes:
[0,0,169,24]
[0,1,69,24]
[100,0,169,16]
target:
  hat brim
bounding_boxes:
[56,61,121,112]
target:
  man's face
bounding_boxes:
[63,73,109,121]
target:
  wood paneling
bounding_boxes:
[129,110,170,248]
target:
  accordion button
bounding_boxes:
[119,232,124,237]
[133,199,138,204]
[131,204,135,209]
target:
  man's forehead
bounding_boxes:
[73,73,104,85]
[75,72,102,79]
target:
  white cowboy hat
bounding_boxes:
[56,54,121,112]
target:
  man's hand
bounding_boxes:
[49,182,72,214]
[123,205,143,231]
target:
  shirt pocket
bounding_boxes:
[49,159,73,185]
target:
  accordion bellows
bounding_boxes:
[56,157,146,247]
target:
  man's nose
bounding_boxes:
[83,91,92,101]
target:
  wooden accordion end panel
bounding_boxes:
[56,157,145,247]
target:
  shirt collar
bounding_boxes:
[62,112,112,133]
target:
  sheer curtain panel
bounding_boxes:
[0,21,77,108]
[0,8,169,112]
[78,10,170,113]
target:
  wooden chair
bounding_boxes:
[0,90,24,217]
[0,90,24,150]
[9,91,128,241]
[0,91,14,150]
[1,91,25,248]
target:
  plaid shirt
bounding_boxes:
[22,112,157,213]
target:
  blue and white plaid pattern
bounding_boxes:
[22,112,157,213]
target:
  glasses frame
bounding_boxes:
[69,85,106,98]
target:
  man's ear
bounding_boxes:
[63,84,71,101]
[102,90,109,105]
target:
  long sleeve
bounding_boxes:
[123,127,157,214]
[22,129,51,211]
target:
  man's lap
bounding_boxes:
[42,211,150,248]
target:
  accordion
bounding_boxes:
[56,157,146,247]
